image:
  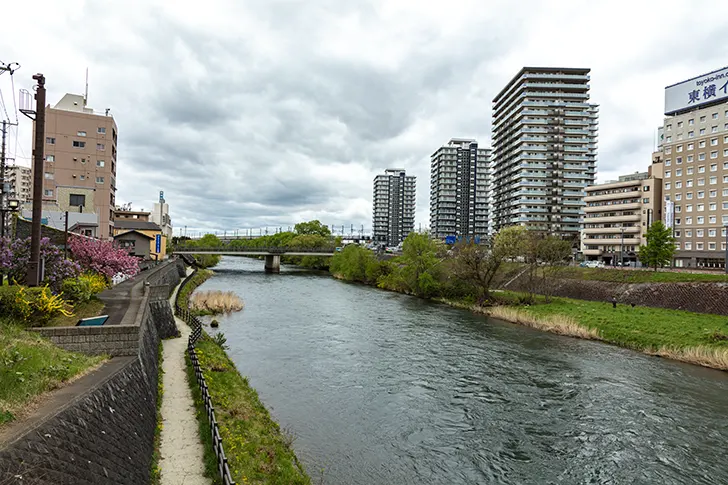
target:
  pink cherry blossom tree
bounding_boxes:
[68,236,139,280]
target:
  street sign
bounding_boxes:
[155,234,162,253]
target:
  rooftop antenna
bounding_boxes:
[84,68,88,106]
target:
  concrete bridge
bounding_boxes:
[171,246,336,273]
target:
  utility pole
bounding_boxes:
[0,120,7,241]
[64,211,69,259]
[26,74,46,286]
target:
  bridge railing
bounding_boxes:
[172,246,337,253]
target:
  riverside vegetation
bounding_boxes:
[329,229,728,371]
[179,267,311,484]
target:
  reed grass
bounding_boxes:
[190,290,244,315]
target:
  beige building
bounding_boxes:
[582,170,662,264]
[36,93,118,239]
[5,165,32,202]
[656,101,728,268]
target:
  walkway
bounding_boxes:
[159,271,209,485]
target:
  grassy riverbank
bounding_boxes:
[177,269,213,314]
[441,293,728,370]
[187,334,310,485]
[0,318,106,426]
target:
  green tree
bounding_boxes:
[191,233,222,268]
[496,226,528,261]
[294,220,331,238]
[389,233,444,297]
[639,221,676,271]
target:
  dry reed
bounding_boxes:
[190,290,244,314]
[651,345,728,371]
[487,306,601,340]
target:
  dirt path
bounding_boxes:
[159,271,209,485]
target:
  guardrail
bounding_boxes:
[175,269,236,485]
[172,246,336,253]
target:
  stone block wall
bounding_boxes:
[31,325,140,356]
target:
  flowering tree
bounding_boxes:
[68,236,139,280]
[0,237,81,291]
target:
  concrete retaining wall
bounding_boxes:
[0,260,185,484]
[31,325,140,356]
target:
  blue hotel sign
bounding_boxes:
[155,234,162,253]
[665,66,728,115]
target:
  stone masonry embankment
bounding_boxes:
[0,259,185,485]
[502,274,728,315]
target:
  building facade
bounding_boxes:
[5,165,32,202]
[491,67,598,239]
[35,93,118,239]
[581,171,662,264]
[429,138,490,239]
[113,219,166,260]
[150,192,173,239]
[372,169,416,246]
[656,66,728,268]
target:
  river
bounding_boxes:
[196,257,728,485]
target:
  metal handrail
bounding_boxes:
[172,245,336,253]
[175,269,236,485]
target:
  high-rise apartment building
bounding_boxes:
[372,169,416,246]
[35,93,118,239]
[581,171,662,264]
[5,165,32,202]
[429,138,490,239]
[655,66,728,268]
[491,67,598,239]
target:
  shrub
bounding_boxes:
[61,272,108,303]
[0,285,73,326]
[0,237,81,292]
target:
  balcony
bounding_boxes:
[584,202,641,213]
[584,214,641,223]
[584,190,641,202]
[583,237,640,245]
[583,226,640,235]
[582,249,603,256]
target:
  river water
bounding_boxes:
[197,257,728,485]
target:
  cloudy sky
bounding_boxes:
[2,0,728,235]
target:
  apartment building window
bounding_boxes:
[44,189,53,197]
[44,172,53,179]
[665,170,671,178]
[710,189,717,197]
[665,182,671,190]
[96,143,105,151]
[688,131,694,138]
[699,153,706,161]
[46,154,54,162]
[701,116,706,122]
[96,176,104,184]
[687,155,694,162]
[687,143,694,150]
[697,229,704,237]
[701,128,707,135]
[676,181,682,188]
[698,178,705,186]
[711,163,718,171]
[667,124,672,130]
[643,198,649,203]
[665,159,671,166]
[686,230,692,237]
[697,204,704,211]
[697,242,704,250]
[724,189,728,196]
[711,138,718,146]
[687,167,694,175]
[711,151,718,159]
[698,165,705,173]
[676,218,682,225]
[665,147,672,154]
[710,176,717,184]
[97,160,105,167]
[709,229,717,237]
[73,140,85,148]
[687,180,694,187]
[709,242,717,250]
[710,203,717,211]
[676,169,682,176]
[675,230,682,237]
[77,131,86,137]
[697,216,705,224]
[676,144,682,152]
[724,151,728,158]
[675,242,681,250]
[666,136,672,142]
[685,190,691,198]
[724,217,728,226]
[678,121,684,128]
[46,137,55,144]
[713,113,719,119]
[685,241,692,250]
[97,127,106,134]
[709,215,717,224]
[676,157,682,164]
[675,193,682,200]
[699,140,706,148]
[712,126,718,133]
[79,175,85,181]
[686,204,693,212]
[69,194,85,206]
[698,191,705,199]
[677,133,683,141]
[676,205,682,213]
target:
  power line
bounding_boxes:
[0,88,9,123]
[10,72,18,124]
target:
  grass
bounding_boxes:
[177,269,213,313]
[0,317,106,426]
[473,292,728,371]
[190,290,244,315]
[46,297,105,327]
[556,266,728,283]
[150,341,164,485]
[186,334,310,485]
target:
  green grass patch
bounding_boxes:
[177,269,213,314]
[186,334,310,485]
[0,317,106,426]
[506,293,728,351]
[46,297,105,328]
[548,266,728,284]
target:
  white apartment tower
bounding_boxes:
[372,169,416,246]
[429,139,490,239]
[491,67,598,239]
